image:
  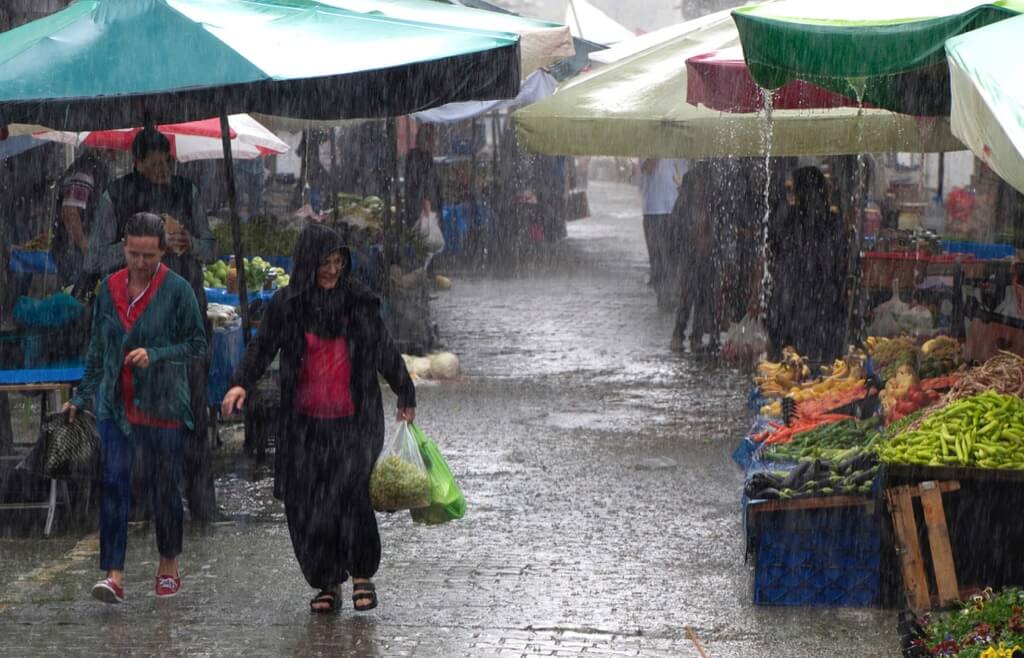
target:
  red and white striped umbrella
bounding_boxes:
[33,114,288,162]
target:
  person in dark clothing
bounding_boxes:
[404,123,441,229]
[222,224,416,614]
[767,166,850,362]
[85,128,220,522]
[670,167,721,352]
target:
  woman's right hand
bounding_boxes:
[221,386,247,417]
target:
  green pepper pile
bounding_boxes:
[879,391,1024,469]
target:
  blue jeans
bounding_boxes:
[98,421,185,571]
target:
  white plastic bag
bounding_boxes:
[720,313,768,364]
[369,422,431,511]
[868,280,934,336]
[416,210,446,252]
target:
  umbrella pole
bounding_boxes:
[382,118,397,297]
[219,110,254,454]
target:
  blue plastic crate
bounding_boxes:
[751,505,881,607]
[940,240,1015,261]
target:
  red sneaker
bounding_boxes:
[155,574,181,598]
[91,577,125,604]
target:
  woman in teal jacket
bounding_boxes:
[67,212,207,605]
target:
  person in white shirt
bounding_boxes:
[638,159,687,307]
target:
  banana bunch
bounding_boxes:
[18,233,50,251]
[755,347,811,396]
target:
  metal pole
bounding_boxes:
[568,0,584,40]
[219,109,254,458]
[382,118,397,297]
[219,110,250,344]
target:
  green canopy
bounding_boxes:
[0,0,521,130]
[947,14,1024,193]
[514,10,964,158]
[733,0,1024,116]
[317,0,573,76]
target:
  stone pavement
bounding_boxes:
[0,182,900,656]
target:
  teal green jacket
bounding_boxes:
[71,267,207,435]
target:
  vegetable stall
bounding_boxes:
[737,338,1024,621]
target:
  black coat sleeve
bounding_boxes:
[370,302,416,409]
[231,290,285,391]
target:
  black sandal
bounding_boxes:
[310,589,338,613]
[351,581,378,612]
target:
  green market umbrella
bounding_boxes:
[514,10,963,158]
[732,0,1024,116]
[947,14,1024,193]
[317,0,573,76]
[0,0,521,131]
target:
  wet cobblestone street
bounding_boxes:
[0,182,899,656]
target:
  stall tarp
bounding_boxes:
[564,0,634,46]
[513,10,965,158]
[946,14,1024,194]
[0,0,521,130]
[33,114,289,162]
[732,0,1024,116]
[588,8,734,66]
[413,70,558,124]
[318,0,573,76]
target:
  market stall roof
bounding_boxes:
[732,0,1024,116]
[946,14,1024,194]
[686,46,863,113]
[588,8,734,66]
[0,0,521,131]
[317,0,573,77]
[413,69,557,124]
[564,0,634,46]
[514,10,964,158]
[33,114,289,162]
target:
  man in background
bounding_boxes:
[638,158,687,308]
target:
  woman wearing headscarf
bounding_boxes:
[772,166,849,363]
[222,224,416,613]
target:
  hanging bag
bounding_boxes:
[369,421,431,511]
[18,410,100,481]
[408,423,465,525]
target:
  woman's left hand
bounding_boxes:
[396,407,416,423]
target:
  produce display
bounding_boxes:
[907,587,1024,657]
[881,365,942,424]
[761,417,881,462]
[919,335,962,378]
[369,455,431,511]
[744,447,879,500]
[336,193,385,227]
[211,223,299,257]
[879,392,1024,469]
[17,233,50,251]
[203,257,289,291]
[867,335,918,382]
[752,414,856,446]
[206,303,240,328]
[756,351,867,417]
[754,347,811,397]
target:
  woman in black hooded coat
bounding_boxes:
[222,224,415,613]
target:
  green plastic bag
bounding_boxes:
[408,423,466,525]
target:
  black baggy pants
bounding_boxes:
[284,415,381,590]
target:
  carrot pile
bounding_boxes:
[753,414,856,446]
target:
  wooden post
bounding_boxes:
[919,482,959,606]
[887,486,932,611]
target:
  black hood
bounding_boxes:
[285,224,351,300]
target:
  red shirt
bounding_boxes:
[108,264,182,428]
[295,332,355,418]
